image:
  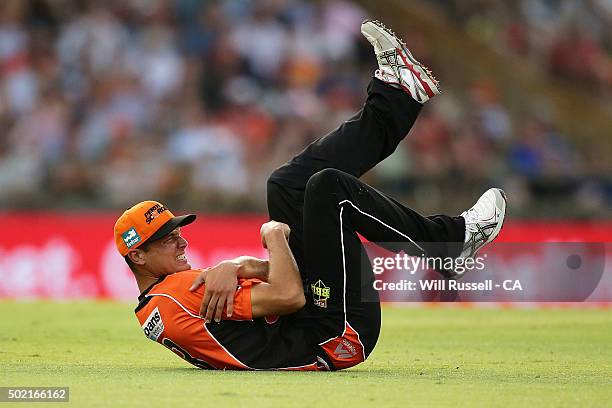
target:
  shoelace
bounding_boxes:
[462,203,488,232]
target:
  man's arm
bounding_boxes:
[249,222,305,318]
[190,221,304,321]
[188,256,268,322]
[233,256,269,281]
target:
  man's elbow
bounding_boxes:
[278,289,305,314]
[293,291,306,310]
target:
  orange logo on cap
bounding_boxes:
[144,203,168,224]
[113,200,175,256]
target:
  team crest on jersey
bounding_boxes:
[142,307,164,341]
[311,280,330,308]
[122,227,141,248]
[334,339,357,359]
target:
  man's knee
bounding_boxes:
[267,166,305,222]
[267,174,282,202]
[305,168,348,199]
[267,165,292,203]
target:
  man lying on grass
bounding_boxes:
[114,20,506,371]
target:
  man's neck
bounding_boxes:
[135,274,162,294]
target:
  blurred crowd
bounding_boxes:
[422,0,612,215]
[0,0,609,217]
[440,0,612,90]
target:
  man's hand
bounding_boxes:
[260,221,290,249]
[189,261,239,323]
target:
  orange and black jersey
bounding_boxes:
[134,270,328,370]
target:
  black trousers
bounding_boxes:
[267,78,465,360]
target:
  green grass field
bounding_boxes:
[1,302,611,407]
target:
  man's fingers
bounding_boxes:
[190,270,207,291]
[213,295,226,322]
[205,294,220,323]
[226,295,234,318]
[189,272,206,292]
[200,291,212,317]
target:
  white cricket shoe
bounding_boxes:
[361,19,441,103]
[453,188,507,279]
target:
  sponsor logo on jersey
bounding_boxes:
[311,280,330,308]
[122,227,141,248]
[144,203,168,224]
[142,307,164,341]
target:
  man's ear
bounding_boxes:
[127,249,147,266]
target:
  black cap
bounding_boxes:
[148,214,197,242]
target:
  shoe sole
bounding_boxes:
[361,19,441,97]
[451,188,507,280]
[482,188,507,251]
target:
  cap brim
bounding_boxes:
[148,214,197,242]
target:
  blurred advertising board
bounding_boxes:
[0,213,610,302]
[0,213,267,300]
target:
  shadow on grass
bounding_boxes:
[123,366,413,377]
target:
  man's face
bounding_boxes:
[140,228,191,276]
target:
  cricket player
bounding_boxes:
[115,20,507,371]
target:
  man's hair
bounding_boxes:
[124,241,152,273]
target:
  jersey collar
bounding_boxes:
[135,276,167,312]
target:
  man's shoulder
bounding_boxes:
[136,269,204,318]
[151,269,202,294]
[164,269,202,282]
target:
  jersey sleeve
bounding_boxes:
[228,278,262,321]
[191,277,261,321]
